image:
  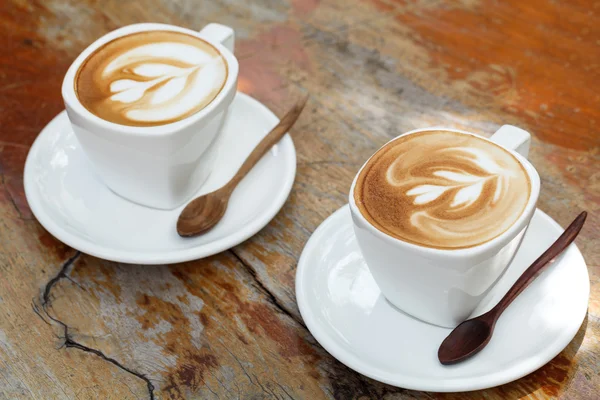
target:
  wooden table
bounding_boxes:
[1,1,598,399]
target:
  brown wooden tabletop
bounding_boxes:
[1,1,598,399]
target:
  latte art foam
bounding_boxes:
[354,130,531,249]
[75,31,227,126]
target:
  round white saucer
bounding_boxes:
[24,92,296,264]
[296,205,589,392]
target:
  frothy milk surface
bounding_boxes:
[354,130,531,249]
[75,31,228,127]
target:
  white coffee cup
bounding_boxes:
[349,125,541,328]
[62,23,239,209]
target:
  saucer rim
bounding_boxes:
[296,205,589,392]
[24,92,296,264]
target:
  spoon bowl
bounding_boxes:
[177,187,230,237]
[438,315,493,365]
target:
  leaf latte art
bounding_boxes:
[75,31,227,127]
[354,130,531,249]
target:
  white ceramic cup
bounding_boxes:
[349,125,541,328]
[62,23,239,209]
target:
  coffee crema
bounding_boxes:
[354,130,531,249]
[75,30,228,127]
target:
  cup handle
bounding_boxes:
[488,125,531,159]
[198,23,235,53]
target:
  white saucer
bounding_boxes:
[296,205,589,392]
[24,92,296,264]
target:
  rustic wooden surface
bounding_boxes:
[0,0,598,399]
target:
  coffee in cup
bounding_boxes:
[75,30,228,127]
[353,130,531,249]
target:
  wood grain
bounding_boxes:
[0,0,598,399]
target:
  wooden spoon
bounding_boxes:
[438,211,587,365]
[177,95,308,237]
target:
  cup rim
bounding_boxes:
[61,22,239,136]
[348,127,541,259]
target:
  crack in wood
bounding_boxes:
[41,252,81,305]
[229,250,305,328]
[31,300,51,327]
[36,251,156,400]
[277,382,295,400]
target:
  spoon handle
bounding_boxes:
[489,211,587,319]
[224,95,309,192]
